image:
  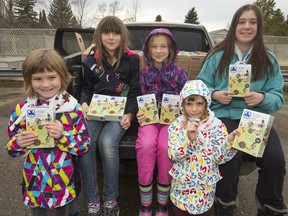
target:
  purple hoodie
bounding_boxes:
[139,28,188,102]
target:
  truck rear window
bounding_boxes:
[128,27,210,52]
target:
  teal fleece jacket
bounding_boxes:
[197,50,285,119]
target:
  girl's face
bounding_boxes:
[235,9,257,51]
[184,96,206,120]
[31,70,61,100]
[150,35,169,68]
[101,32,121,55]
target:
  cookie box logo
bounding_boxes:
[138,98,144,103]
[163,97,169,102]
[230,66,237,73]
[243,110,252,119]
[27,109,36,117]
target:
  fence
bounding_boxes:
[210,33,288,70]
[0,29,287,70]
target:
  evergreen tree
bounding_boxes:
[184,7,200,24]
[14,0,38,28]
[0,0,15,28]
[155,15,162,22]
[254,0,288,36]
[39,10,51,28]
[48,0,78,28]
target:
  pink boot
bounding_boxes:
[155,211,168,216]
[139,205,152,216]
[139,211,152,216]
[155,203,168,216]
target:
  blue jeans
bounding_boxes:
[79,120,125,202]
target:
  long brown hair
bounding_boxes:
[205,4,273,81]
[93,16,129,71]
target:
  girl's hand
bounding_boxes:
[187,122,199,142]
[120,113,133,130]
[136,110,146,124]
[227,129,240,145]
[46,120,64,139]
[212,90,234,104]
[82,102,90,120]
[243,92,264,106]
[17,131,38,148]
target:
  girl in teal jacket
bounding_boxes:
[197,4,287,216]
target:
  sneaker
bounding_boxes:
[103,200,119,216]
[88,201,102,216]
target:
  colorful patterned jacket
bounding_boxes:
[168,80,237,214]
[6,93,90,210]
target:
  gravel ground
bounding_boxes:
[0,83,287,216]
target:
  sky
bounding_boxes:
[94,0,288,32]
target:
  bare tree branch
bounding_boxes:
[109,0,123,16]
[124,0,142,22]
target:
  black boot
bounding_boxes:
[256,194,288,216]
[257,205,288,216]
[214,197,236,216]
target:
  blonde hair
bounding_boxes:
[93,16,129,71]
[22,48,72,97]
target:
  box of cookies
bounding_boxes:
[160,94,180,125]
[137,94,159,126]
[233,109,274,157]
[26,106,55,148]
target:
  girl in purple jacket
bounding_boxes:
[136,28,188,216]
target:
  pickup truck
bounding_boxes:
[53,22,214,161]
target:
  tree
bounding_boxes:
[184,7,200,24]
[70,0,90,28]
[124,0,142,22]
[155,15,162,22]
[0,0,15,28]
[254,0,288,36]
[48,0,78,28]
[268,9,288,36]
[14,0,38,28]
[97,3,108,18]
[90,1,124,27]
[109,0,123,16]
[39,10,51,28]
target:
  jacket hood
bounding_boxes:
[180,80,211,106]
[143,28,178,64]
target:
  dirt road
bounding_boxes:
[0,84,287,216]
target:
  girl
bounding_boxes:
[136,28,188,216]
[168,80,238,216]
[79,16,141,216]
[197,4,288,216]
[6,48,90,216]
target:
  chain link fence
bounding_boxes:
[0,29,287,71]
[210,33,288,72]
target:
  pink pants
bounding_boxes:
[136,124,172,185]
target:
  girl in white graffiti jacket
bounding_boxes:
[168,80,238,215]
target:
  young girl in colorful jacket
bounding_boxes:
[6,48,90,216]
[168,80,238,216]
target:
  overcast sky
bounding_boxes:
[94,0,288,32]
